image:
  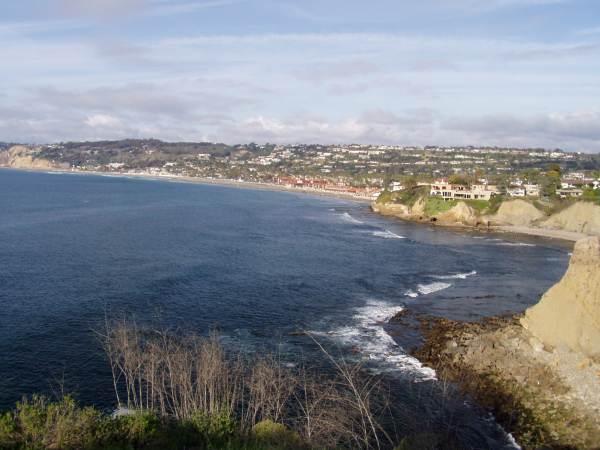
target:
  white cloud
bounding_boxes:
[85,114,121,128]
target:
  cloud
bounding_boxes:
[443,111,600,151]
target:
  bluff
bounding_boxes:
[0,145,60,170]
[521,236,600,359]
[539,202,600,236]
[487,199,544,226]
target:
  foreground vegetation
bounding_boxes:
[0,320,466,449]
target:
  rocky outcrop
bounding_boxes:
[436,201,477,226]
[410,312,600,449]
[521,236,600,359]
[372,197,477,227]
[488,199,545,226]
[371,202,411,218]
[539,202,600,236]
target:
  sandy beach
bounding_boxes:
[493,225,588,242]
[0,167,372,205]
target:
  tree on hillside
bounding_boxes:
[448,174,470,186]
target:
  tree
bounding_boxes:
[448,174,469,186]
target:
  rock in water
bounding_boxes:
[521,237,600,359]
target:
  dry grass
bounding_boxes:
[98,318,395,449]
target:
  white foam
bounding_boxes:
[433,270,477,280]
[372,230,405,239]
[506,433,522,449]
[404,289,419,298]
[496,242,535,247]
[340,212,364,224]
[417,282,452,295]
[316,300,436,381]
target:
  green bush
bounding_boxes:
[581,188,600,205]
[252,420,303,449]
[398,186,428,207]
[464,199,489,214]
[14,395,101,450]
[376,190,393,204]
[486,195,505,214]
[188,411,236,447]
[424,197,456,216]
[0,412,17,449]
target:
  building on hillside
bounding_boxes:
[389,181,404,192]
[524,184,541,197]
[429,179,499,201]
[507,187,526,197]
[557,189,583,198]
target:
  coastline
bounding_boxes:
[0,166,372,205]
[401,311,600,449]
[2,165,588,243]
[371,202,588,243]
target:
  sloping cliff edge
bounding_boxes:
[372,197,600,240]
[406,237,600,449]
[0,145,66,170]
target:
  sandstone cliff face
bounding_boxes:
[540,202,600,236]
[521,237,600,360]
[436,202,477,226]
[5,145,56,169]
[489,199,545,226]
[371,202,411,217]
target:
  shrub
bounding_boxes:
[464,199,489,214]
[15,395,101,450]
[424,197,456,216]
[252,420,303,449]
[0,412,17,449]
[581,188,600,205]
[486,195,505,214]
[397,186,428,207]
[376,190,393,204]
[188,411,236,447]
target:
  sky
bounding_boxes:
[1,0,600,151]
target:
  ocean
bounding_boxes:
[0,169,570,448]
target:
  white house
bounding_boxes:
[430,179,498,201]
[524,184,541,197]
[389,181,404,192]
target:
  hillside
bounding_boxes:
[373,190,600,240]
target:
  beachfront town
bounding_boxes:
[3,140,600,201]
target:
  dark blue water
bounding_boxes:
[0,169,570,448]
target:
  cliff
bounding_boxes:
[521,236,600,359]
[371,196,478,227]
[5,145,56,169]
[408,237,600,448]
[487,199,545,226]
[539,202,600,236]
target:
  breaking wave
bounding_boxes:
[433,270,477,280]
[496,242,536,247]
[313,300,436,380]
[372,230,405,239]
[417,282,452,295]
[340,212,364,224]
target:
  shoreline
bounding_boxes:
[2,165,587,244]
[401,310,600,449]
[371,202,588,243]
[0,166,372,205]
